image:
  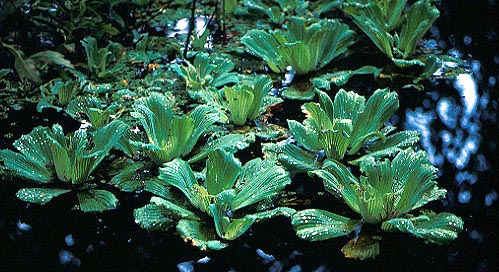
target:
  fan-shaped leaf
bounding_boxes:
[292,209,360,241]
[206,150,241,195]
[176,219,228,250]
[382,212,463,244]
[16,188,71,205]
[341,234,380,260]
[77,190,118,213]
[262,142,320,172]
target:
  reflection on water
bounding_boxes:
[405,50,497,213]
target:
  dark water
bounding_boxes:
[1,1,498,271]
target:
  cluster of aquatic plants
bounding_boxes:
[0,0,466,261]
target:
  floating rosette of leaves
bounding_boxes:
[241,16,355,75]
[343,0,440,67]
[171,52,240,101]
[241,0,310,24]
[0,120,127,212]
[264,88,408,172]
[222,75,281,126]
[134,150,295,250]
[291,148,463,260]
[81,36,126,80]
[130,92,253,164]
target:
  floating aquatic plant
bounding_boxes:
[171,52,240,100]
[241,16,355,75]
[241,0,310,24]
[134,150,295,250]
[292,148,463,259]
[81,36,126,80]
[0,120,127,212]
[222,75,277,126]
[264,88,403,172]
[130,92,251,164]
[343,0,440,67]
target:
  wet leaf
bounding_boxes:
[382,212,463,244]
[341,234,380,260]
[77,190,119,213]
[176,219,228,250]
[292,209,360,241]
[16,188,71,205]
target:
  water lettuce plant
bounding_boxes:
[222,75,276,126]
[134,150,294,250]
[264,88,402,172]
[171,52,240,100]
[130,92,227,164]
[343,0,440,67]
[241,16,355,75]
[291,148,463,259]
[241,0,310,24]
[81,36,126,80]
[0,120,127,212]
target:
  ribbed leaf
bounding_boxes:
[133,203,176,231]
[249,207,296,222]
[341,234,380,260]
[352,130,420,165]
[189,133,255,163]
[77,190,118,213]
[230,159,291,211]
[206,150,241,195]
[397,0,440,59]
[332,89,365,122]
[210,203,255,240]
[176,219,228,250]
[225,86,254,126]
[158,159,199,208]
[292,209,360,241]
[262,142,320,172]
[185,105,222,155]
[247,75,273,120]
[312,66,382,90]
[312,159,360,213]
[288,120,322,152]
[16,188,71,205]
[0,149,54,183]
[382,212,463,244]
[349,88,398,154]
[109,163,146,192]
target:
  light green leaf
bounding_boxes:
[77,190,119,213]
[210,203,255,240]
[206,150,241,195]
[262,142,320,172]
[225,86,254,126]
[230,158,291,210]
[382,212,463,244]
[189,133,255,164]
[16,188,71,205]
[176,219,228,250]
[292,209,360,241]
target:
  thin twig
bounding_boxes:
[183,0,197,59]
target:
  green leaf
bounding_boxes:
[341,234,380,260]
[230,158,291,211]
[224,86,254,126]
[29,50,74,69]
[1,42,41,83]
[158,158,198,204]
[210,203,255,240]
[176,219,228,250]
[262,142,320,172]
[109,163,146,192]
[382,212,463,244]
[288,120,322,152]
[206,150,241,195]
[349,88,399,154]
[292,209,360,241]
[133,203,176,231]
[16,188,71,205]
[311,66,382,90]
[77,190,119,213]
[189,133,255,164]
[312,159,360,213]
[249,207,297,222]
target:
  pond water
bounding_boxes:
[0,1,498,271]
